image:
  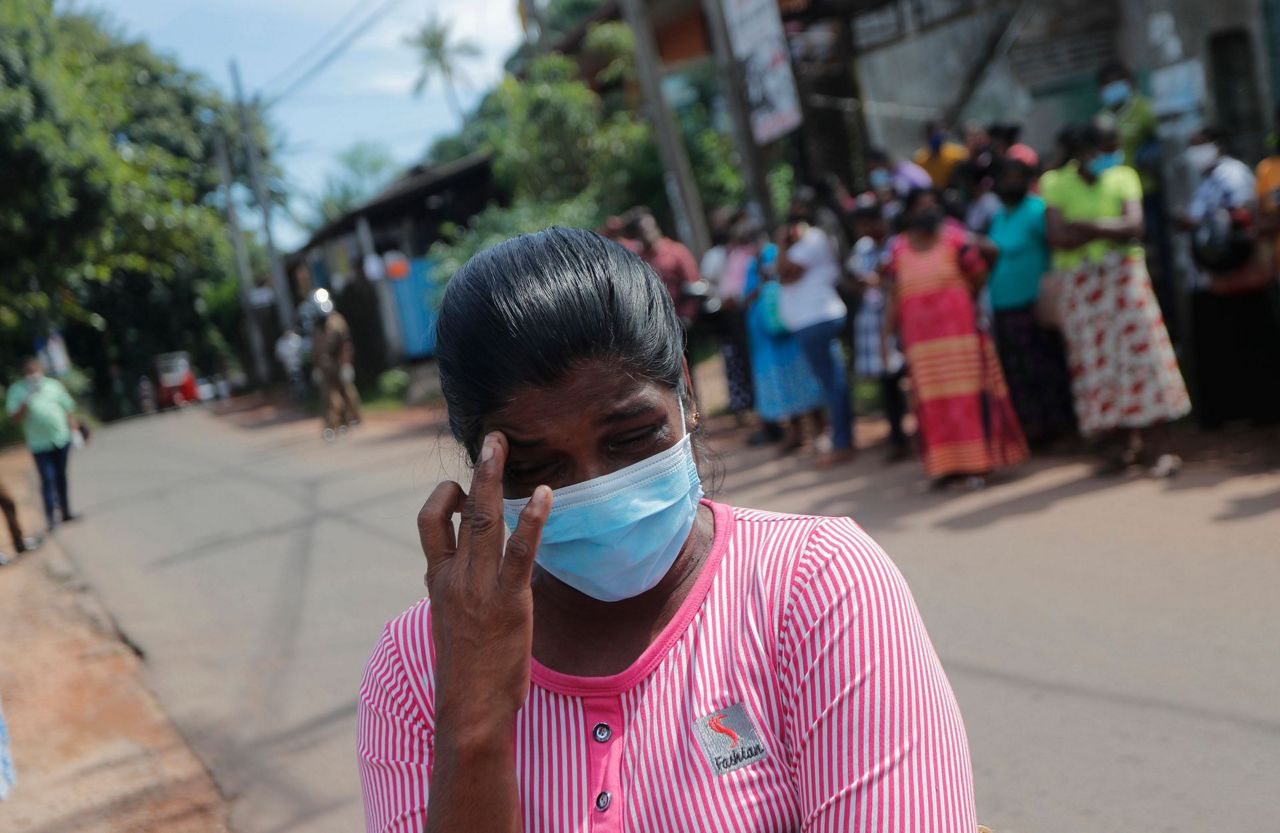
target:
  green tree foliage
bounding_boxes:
[427,18,749,276]
[312,141,398,227]
[0,0,117,320]
[0,1,280,419]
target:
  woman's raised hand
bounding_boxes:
[418,431,551,728]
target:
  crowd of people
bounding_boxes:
[602,61,1280,489]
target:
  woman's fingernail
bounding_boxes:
[532,484,550,510]
[480,436,496,463]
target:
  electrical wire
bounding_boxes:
[260,0,374,95]
[266,0,410,106]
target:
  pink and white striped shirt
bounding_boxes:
[357,502,976,832]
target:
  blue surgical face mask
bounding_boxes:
[502,404,703,602]
[1100,80,1132,109]
[1087,150,1124,177]
[869,168,892,191]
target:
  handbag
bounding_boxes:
[1035,272,1064,330]
[759,280,788,336]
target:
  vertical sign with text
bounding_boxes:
[722,0,803,145]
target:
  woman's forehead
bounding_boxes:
[490,360,674,432]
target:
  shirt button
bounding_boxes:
[595,791,611,811]
[592,722,611,743]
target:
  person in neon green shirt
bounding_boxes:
[5,358,80,529]
[1098,61,1179,339]
[1040,122,1190,476]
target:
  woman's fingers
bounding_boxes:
[500,485,551,591]
[419,480,465,577]
[461,432,508,579]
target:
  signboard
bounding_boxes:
[722,0,803,145]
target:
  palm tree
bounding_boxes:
[404,16,481,124]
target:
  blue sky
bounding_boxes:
[94,0,523,249]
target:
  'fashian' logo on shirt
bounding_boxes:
[693,703,768,776]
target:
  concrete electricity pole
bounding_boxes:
[230,60,294,333]
[700,0,776,229]
[213,130,270,386]
[617,0,711,256]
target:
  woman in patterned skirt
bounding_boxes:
[1040,122,1191,475]
[886,189,1029,488]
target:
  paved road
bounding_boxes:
[58,405,1280,833]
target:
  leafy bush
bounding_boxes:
[377,368,411,402]
[427,195,604,285]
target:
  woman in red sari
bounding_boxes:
[886,189,1029,487]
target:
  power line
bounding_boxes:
[260,0,373,95]
[266,0,411,106]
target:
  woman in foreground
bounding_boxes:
[357,227,977,832]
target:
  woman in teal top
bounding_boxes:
[986,159,1076,447]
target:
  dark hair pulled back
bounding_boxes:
[435,226,686,462]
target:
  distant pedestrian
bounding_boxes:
[777,189,854,466]
[0,481,41,566]
[714,217,757,420]
[307,290,362,442]
[848,195,909,461]
[1181,127,1280,428]
[865,147,931,217]
[633,212,701,329]
[1097,61,1177,340]
[1041,122,1189,476]
[275,328,307,403]
[741,238,825,450]
[0,692,13,800]
[5,358,80,530]
[1254,124,1280,275]
[985,160,1077,447]
[886,189,1028,487]
[913,120,969,190]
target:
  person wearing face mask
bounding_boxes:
[5,357,81,531]
[1180,127,1280,428]
[913,120,970,190]
[984,160,1078,448]
[848,195,909,461]
[356,227,978,832]
[1041,122,1190,476]
[865,148,931,201]
[1098,61,1177,340]
[775,188,855,467]
[883,189,1028,488]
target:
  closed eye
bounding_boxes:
[609,423,667,451]
[505,460,556,481]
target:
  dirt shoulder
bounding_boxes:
[0,447,230,833]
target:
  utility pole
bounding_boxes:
[230,59,294,333]
[617,0,711,256]
[214,130,270,386]
[701,0,775,229]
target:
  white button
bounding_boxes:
[595,791,611,811]
[592,723,611,743]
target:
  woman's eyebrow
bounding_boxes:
[598,402,661,424]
